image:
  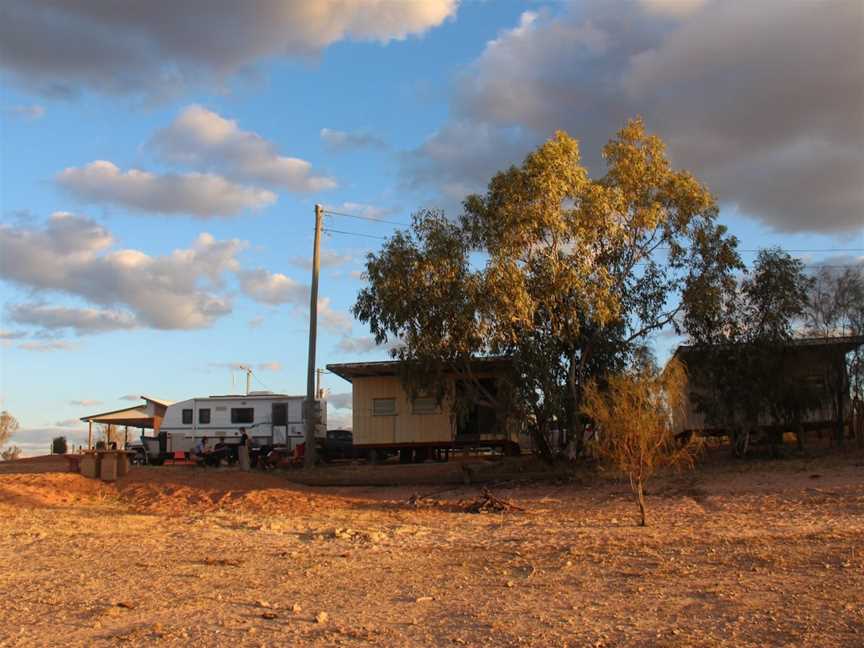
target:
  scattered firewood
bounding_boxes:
[461,488,524,514]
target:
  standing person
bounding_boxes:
[238,427,251,471]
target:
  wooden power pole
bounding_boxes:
[304,204,324,467]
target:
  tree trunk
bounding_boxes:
[531,411,554,462]
[635,479,647,527]
[796,417,805,453]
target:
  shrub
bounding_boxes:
[582,359,701,526]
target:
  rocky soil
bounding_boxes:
[0,452,862,647]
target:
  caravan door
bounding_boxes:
[272,403,287,445]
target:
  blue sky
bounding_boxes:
[1,0,862,454]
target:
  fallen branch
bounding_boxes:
[461,487,524,514]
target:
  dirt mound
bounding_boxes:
[0,465,366,515]
[116,467,367,515]
[0,454,72,475]
[0,472,114,508]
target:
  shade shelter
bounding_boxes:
[80,395,172,449]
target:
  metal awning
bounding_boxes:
[80,405,154,429]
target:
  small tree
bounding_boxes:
[582,359,699,526]
[0,410,19,447]
[1,445,22,462]
[51,436,68,454]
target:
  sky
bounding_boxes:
[1,0,862,455]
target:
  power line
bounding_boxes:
[322,207,863,257]
[323,209,409,227]
[322,227,388,240]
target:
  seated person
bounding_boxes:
[192,437,208,465]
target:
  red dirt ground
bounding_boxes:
[0,451,862,647]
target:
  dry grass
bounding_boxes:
[0,452,862,647]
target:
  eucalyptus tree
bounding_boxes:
[354,119,739,456]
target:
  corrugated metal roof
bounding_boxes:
[80,405,152,425]
[327,356,512,382]
[674,334,864,358]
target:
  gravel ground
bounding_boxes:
[0,452,862,647]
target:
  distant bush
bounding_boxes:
[1,445,22,462]
[51,436,68,455]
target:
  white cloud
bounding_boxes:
[323,202,397,221]
[327,392,352,410]
[119,395,140,401]
[8,427,89,457]
[150,106,337,192]
[406,1,864,233]
[55,418,84,428]
[0,329,27,340]
[70,399,102,407]
[18,340,78,352]
[7,303,138,335]
[0,213,243,331]
[257,362,282,372]
[336,335,393,355]
[317,297,352,335]
[3,104,45,120]
[248,315,265,329]
[237,269,308,306]
[57,160,276,218]
[0,1,458,98]
[320,128,386,151]
[326,412,353,430]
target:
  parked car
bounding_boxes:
[126,440,148,465]
[319,429,367,461]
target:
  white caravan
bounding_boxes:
[159,392,326,453]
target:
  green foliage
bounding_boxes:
[683,248,817,450]
[51,436,68,455]
[354,119,740,456]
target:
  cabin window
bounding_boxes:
[198,408,211,424]
[231,407,254,424]
[412,397,439,415]
[372,398,396,416]
[182,409,193,424]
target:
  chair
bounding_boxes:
[165,450,188,465]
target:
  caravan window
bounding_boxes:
[231,408,254,424]
[198,408,211,424]
[372,398,396,416]
[182,409,193,424]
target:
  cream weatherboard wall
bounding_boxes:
[351,376,455,446]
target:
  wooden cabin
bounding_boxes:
[674,335,864,447]
[326,358,520,460]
